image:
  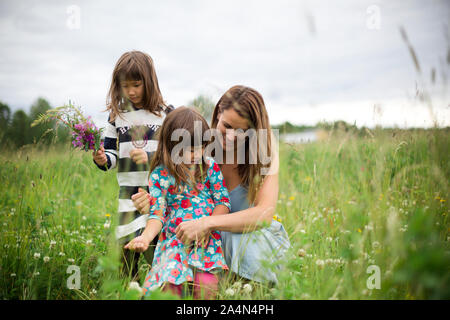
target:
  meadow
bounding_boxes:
[0,126,449,300]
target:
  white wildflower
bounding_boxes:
[315,259,325,268]
[231,281,242,289]
[33,252,41,260]
[59,252,65,257]
[68,258,75,263]
[10,273,16,277]
[242,283,253,294]
[128,281,142,294]
[225,288,236,296]
[297,248,306,257]
[103,222,111,229]
[43,256,50,263]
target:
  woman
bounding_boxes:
[132,85,290,284]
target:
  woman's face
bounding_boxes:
[216,108,250,151]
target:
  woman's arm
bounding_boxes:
[175,172,278,243]
[209,172,278,232]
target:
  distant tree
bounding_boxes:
[0,101,11,145]
[9,109,30,147]
[189,95,215,125]
[29,97,55,144]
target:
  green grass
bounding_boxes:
[0,127,449,299]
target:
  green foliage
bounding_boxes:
[189,95,215,124]
[0,98,71,150]
[0,129,448,300]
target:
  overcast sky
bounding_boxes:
[0,0,449,129]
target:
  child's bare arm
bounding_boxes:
[124,219,162,252]
[211,204,229,216]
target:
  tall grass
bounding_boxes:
[0,127,448,299]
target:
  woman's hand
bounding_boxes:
[175,217,210,246]
[132,187,152,214]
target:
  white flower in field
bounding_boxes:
[231,281,242,289]
[43,256,50,263]
[59,252,65,257]
[86,239,93,245]
[50,240,56,248]
[104,221,111,229]
[33,252,41,260]
[326,237,333,242]
[68,258,75,263]
[90,289,97,295]
[82,216,87,221]
[352,259,359,265]
[315,259,325,269]
[4,244,9,248]
[10,273,16,277]
[128,281,142,294]
[11,208,16,213]
[225,288,236,296]
[286,201,292,207]
[297,248,306,257]
[3,223,6,226]
[325,259,333,265]
[242,283,252,294]
[301,293,311,299]
[372,241,380,249]
[80,225,86,230]
[33,272,40,276]
[306,254,313,258]
[299,229,306,234]
[364,224,373,231]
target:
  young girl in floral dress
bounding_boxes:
[125,106,230,299]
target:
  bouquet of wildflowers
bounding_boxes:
[31,101,104,153]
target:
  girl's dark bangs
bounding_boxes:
[117,61,143,81]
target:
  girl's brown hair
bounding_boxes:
[211,85,273,205]
[150,106,210,192]
[106,51,166,122]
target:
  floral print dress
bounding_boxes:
[142,157,230,295]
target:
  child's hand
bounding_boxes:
[124,235,151,252]
[132,188,152,214]
[130,149,148,164]
[93,146,107,166]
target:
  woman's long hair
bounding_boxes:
[211,85,273,205]
[106,51,166,122]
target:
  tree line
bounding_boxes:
[0,98,71,149]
